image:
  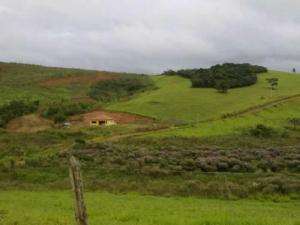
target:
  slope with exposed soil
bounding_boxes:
[70,109,154,126]
[39,71,119,87]
[6,114,53,133]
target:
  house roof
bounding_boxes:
[77,110,117,123]
[90,114,113,121]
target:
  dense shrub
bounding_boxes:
[0,100,39,127]
[43,102,91,123]
[162,63,267,91]
[65,137,300,177]
[248,124,277,138]
[141,165,169,177]
[1,133,299,198]
[257,176,300,195]
[89,75,155,102]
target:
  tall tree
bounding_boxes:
[266,78,279,90]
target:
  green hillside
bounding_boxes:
[1,62,299,139]
[146,97,300,138]
[108,71,300,123]
[1,62,299,127]
[0,62,119,105]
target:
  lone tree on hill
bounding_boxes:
[266,78,279,90]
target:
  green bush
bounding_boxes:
[248,124,277,138]
[0,100,39,127]
[89,75,155,102]
[141,165,169,177]
[73,138,87,150]
[43,102,91,123]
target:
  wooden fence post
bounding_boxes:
[69,156,88,225]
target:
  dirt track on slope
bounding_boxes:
[222,94,300,119]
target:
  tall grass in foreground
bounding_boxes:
[0,191,299,225]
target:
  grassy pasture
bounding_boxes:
[108,71,300,123]
[0,191,299,225]
[144,97,300,138]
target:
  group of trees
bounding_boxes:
[42,102,91,123]
[163,63,268,93]
[89,75,155,102]
[0,100,96,126]
[0,100,39,127]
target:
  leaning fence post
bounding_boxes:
[69,156,88,225]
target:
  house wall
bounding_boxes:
[106,120,116,126]
[90,120,99,126]
[90,120,116,126]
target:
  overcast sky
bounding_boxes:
[0,0,299,73]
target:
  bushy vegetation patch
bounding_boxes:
[0,131,299,198]
[71,138,299,175]
[163,63,267,91]
[288,117,300,130]
[0,100,39,127]
[42,102,92,123]
[248,124,280,138]
[89,75,155,102]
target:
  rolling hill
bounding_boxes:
[106,70,300,139]
[1,62,300,139]
[144,96,300,139]
[108,71,300,123]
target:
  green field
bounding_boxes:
[108,71,300,123]
[145,97,300,138]
[0,191,299,225]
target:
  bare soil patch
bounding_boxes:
[40,72,118,87]
[6,114,53,133]
[70,110,153,126]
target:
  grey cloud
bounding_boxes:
[0,0,299,73]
